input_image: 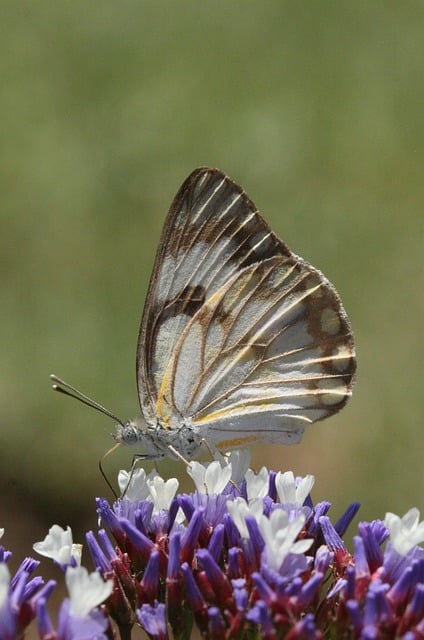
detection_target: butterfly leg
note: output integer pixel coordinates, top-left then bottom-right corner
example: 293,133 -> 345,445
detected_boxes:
166,444 -> 193,469
120,452 -> 164,498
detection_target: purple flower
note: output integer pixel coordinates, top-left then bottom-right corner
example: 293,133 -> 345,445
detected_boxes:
323,508 -> 424,638
86,460 -> 424,637
0,553 -> 59,640
4,454 -> 423,639
137,601 -> 167,640
56,598 -> 110,640
39,566 -> 113,640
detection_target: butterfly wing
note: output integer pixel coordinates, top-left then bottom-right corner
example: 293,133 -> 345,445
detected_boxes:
169,253 -> 355,447
137,167 -> 291,423
137,168 -> 355,445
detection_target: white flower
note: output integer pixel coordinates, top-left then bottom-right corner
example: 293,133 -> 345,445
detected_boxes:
118,468 -> 152,501
147,475 -> 179,511
66,565 -> 113,617
275,471 -> 315,506
187,460 -> 232,494
117,469 -> 185,522
245,466 -> 269,501
0,563 -> 10,608
258,509 -> 313,571
223,450 -> 251,484
33,525 -> 82,566
0,529 -> 4,540
384,508 -> 424,555
227,497 -> 263,538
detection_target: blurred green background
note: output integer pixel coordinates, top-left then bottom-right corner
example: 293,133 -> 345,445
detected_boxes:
1,0 -> 423,578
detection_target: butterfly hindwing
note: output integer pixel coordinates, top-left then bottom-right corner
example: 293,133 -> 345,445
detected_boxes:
169,255 -> 354,447
137,168 -> 355,445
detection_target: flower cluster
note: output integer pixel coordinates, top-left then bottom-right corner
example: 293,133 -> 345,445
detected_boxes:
0,523 -> 113,640
1,453 -> 424,639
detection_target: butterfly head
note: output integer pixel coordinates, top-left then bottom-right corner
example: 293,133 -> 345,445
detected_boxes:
113,415 -> 163,457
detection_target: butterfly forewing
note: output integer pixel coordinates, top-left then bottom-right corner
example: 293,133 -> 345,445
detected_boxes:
137,168 -> 355,447
137,169 -> 289,418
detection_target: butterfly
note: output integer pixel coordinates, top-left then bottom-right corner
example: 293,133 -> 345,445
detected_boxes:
52,167 -> 355,463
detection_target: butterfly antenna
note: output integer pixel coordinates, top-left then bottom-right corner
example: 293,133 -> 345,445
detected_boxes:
50,374 -> 126,427
51,374 -> 125,498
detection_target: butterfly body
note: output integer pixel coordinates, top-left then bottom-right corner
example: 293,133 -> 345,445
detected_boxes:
115,416 -> 203,460
115,168 -> 356,460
